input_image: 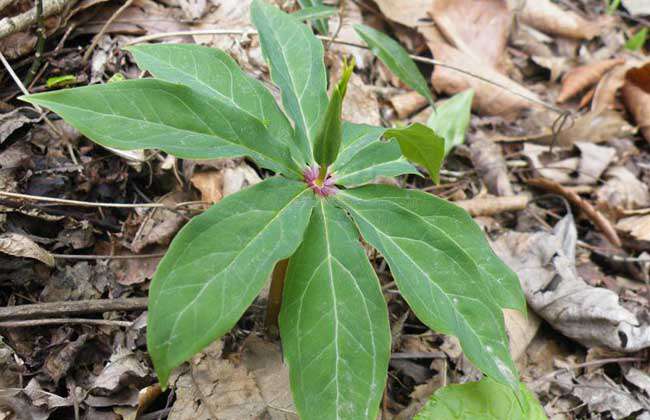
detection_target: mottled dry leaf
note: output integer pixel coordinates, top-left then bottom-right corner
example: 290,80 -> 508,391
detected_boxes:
0,108 -> 40,143
177,0 -> 206,20
512,0 -> 603,40
432,0 -> 512,70
573,373 -> 644,418
91,349 -> 150,394
469,135 -> 513,195
591,62 -> 636,112
622,63 -> 650,142
0,233 -> 54,267
131,192 -> 192,253
557,58 -> 625,103
494,214 -> 650,352
190,170 -> 223,204
169,341 -> 266,420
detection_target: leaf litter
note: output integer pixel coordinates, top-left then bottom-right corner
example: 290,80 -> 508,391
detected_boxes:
2,0 -> 650,418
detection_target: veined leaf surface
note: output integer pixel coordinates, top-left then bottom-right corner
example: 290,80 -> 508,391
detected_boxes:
383,123 -> 445,183
293,5 -> 338,22
252,0 -> 328,162
337,186 -> 520,389
331,123 -> 417,186
415,378 -> 546,420
280,200 -> 390,420
148,178 -> 316,386
354,24 -> 434,105
127,44 -> 306,165
22,79 -> 299,176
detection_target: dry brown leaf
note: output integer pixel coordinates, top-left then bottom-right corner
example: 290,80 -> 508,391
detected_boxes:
331,60 -> 381,126
511,0 -> 603,40
329,1 -> 373,69
190,170 -> 223,204
373,0 -> 431,27
169,341 -> 266,420
420,25 -> 541,117
221,163 -> 262,197
504,308 -> 541,361
557,58 -> 625,103
591,63 -> 636,112
0,233 -> 54,267
177,0 -> 206,20
131,192 -> 191,253
389,91 -> 429,119
622,63 -> 650,142
432,0 -> 512,70
596,166 -> 650,217
617,215 -> 650,242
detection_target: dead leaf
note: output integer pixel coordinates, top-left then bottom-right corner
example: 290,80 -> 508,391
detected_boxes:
511,0 -> 603,40
190,170 -> 223,204
91,349 -> 150,395
390,91 -> 429,119
622,63 -> 650,142
169,341 -> 266,420
557,58 -> 625,103
241,335 -> 297,419
0,233 -> 54,267
573,372 -> 645,418
373,0 -> 431,27
0,108 -> 40,143
617,215 -> 650,242
421,24 -> 540,117
177,0 -> 206,20
504,308 -> 541,361
221,164 -> 262,197
330,1 -> 373,69
41,261 -> 111,302
469,135 -> 514,195
622,0 -> 650,17
44,334 -> 88,383
493,214 -> 650,352
591,62 -> 635,112
596,166 -> 650,217
432,0 -> 512,70
131,192 -> 191,253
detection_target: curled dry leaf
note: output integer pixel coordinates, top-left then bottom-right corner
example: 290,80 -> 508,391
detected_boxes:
0,233 -> 54,267
493,214 -> 650,352
557,58 -> 625,103
421,25 -> 540,118
191,170 -> 224,204
511,0 -> 603,40
431,0 -> 512,70
591,62 -> 636,112
622,63 -> 650,142
596,166 -> 650,217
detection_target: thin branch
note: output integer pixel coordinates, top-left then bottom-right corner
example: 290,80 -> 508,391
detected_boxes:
0,190 -> 208,209
0,318 -> 133,328
0,298 -> 147,321
23,0 -> 45,86
126,29 -> 564,114
52,252 -> 165,260
532,357 -> 643,385
0,0 -> 74,40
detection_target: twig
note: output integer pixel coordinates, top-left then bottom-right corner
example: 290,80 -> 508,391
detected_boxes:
52,252 -> 165,260
82,0 -> 134,64
126,29 -> 564,114
23,0 -> 45,87
0,0 -> 13,13
0,0 -> 74,40
0,190 -> 208,209
0,297 -> 147,321
0,318 -> 133,328
526,177 -> 622,247
456,194 -> 531,217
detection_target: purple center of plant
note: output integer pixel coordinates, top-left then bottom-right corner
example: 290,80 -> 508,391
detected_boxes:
303,165 -> 338,197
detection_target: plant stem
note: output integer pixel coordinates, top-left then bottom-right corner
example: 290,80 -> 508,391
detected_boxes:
23,0 -> 45,87
265,259 -> 288,338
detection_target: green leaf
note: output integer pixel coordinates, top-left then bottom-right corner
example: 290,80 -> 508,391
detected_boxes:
354,24 -> 434,105
280,200 -> 390,420
313,59 -> 354,169
21,79 -> 299,176
331,123 -> 418,186
625,27 -> 648,51
415,378 -> 546,420
148,177 -> 316,387
427,90 -> 474,156
383,123 -> 445,183
126,44 -> 306,165
337,185 -> 522,389
296,1 -> 332,33
252,0 -> 328,163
